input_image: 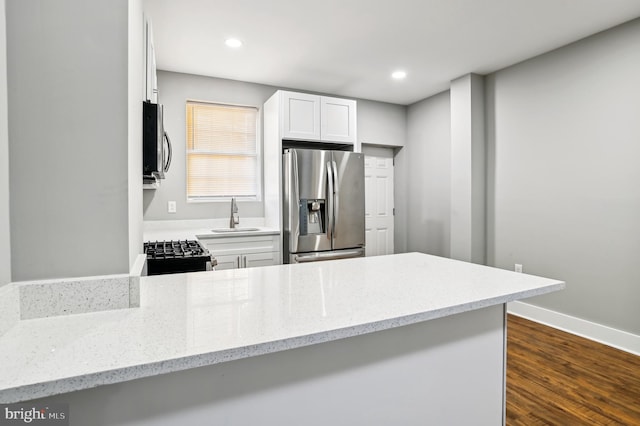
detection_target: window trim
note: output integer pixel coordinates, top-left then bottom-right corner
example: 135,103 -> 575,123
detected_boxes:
185,99 -> 262,203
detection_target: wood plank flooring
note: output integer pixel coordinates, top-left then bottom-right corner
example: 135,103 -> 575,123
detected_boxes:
506,314 -> 640,425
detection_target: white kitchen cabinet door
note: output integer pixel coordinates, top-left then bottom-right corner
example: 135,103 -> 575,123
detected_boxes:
213,254 -> 243,270
243,252 -> 280,268
144,17 -> 158,103
281,91 -> 321,141
321,96 -> 357,144
364,156 -> 394,256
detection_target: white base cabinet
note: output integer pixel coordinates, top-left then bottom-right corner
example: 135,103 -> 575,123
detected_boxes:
215,251 -> 280,269
199,234 -> 280,270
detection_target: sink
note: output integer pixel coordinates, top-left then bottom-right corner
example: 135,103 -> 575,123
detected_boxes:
211,227 -> 260,233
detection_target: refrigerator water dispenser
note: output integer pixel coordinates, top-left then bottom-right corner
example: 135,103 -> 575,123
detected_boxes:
299,199 -> 325,235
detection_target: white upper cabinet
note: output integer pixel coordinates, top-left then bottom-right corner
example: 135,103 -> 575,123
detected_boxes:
320,96 -> 357,143
282,92 -> 321,140
144,16 -> 158,103
280,91 -> 357,145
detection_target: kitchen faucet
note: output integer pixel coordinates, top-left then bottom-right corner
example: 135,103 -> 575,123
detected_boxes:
229,197 -> 239,228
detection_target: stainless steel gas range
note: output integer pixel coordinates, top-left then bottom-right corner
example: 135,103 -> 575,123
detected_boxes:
143,240 -> 216,275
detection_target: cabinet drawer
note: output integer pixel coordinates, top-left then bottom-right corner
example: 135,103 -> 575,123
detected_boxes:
199,234 -> 279,256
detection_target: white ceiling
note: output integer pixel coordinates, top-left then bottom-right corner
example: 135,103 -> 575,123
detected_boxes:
144,0 -> 640,105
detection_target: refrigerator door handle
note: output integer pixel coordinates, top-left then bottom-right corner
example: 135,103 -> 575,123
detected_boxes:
331,160 -> 339,237
326,161 -> 334,242
293,249 -> 364,263
290,150 -> 301,247
292,151 -> 299,195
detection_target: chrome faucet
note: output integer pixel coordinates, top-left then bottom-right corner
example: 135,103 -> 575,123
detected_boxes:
229,197 -> 239,228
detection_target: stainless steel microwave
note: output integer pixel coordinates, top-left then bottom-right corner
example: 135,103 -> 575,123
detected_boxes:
143,101 -> 171,179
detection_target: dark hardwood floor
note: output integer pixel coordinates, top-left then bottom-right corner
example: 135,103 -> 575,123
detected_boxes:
506,314 -> 640,425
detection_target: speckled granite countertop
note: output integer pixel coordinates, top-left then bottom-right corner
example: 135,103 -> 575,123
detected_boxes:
0,252 -> 564,403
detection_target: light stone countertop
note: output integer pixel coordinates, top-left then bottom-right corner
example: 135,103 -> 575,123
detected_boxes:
142,219 -> 279,242
0,252 -> 564,403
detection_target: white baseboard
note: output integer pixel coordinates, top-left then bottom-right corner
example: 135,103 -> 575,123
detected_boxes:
507,301 -> 640,356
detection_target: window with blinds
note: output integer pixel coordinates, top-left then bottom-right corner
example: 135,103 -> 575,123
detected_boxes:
186,101 -> 260,200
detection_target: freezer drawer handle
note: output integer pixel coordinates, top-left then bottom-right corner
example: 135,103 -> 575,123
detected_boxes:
293,249 -> 364,263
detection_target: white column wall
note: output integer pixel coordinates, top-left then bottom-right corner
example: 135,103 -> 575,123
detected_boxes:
450,74 -> 485,263
402,91 -> 452,256
128,0 -> 144,270
7,0 -> 131,280
0,0 -> 11,286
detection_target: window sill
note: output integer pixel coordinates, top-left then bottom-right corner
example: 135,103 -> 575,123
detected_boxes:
187,197 -> 261,203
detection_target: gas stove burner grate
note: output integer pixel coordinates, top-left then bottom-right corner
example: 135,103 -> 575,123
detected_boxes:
143,240 -> 214,276
144,240 -> 208,259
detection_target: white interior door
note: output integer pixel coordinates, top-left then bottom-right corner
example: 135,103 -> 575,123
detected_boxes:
364,156 -> 394,256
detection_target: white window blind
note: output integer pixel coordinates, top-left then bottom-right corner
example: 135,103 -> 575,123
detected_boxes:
186,101 -> 260,200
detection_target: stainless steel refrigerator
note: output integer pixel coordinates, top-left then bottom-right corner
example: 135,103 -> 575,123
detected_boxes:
283,148 -> 365,263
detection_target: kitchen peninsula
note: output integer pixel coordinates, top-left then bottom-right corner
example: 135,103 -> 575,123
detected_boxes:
0,253 -> 563,425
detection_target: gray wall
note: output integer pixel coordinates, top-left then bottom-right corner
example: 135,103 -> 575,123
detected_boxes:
7,0 -> 131,280
397,91 -> 451,256
486,18 -> 640,334
143,71 -> 277,221
143,71 -> 407,221
0,0 -> 10,286
390,17 -> 640,337
128,0 -> 144,269
358,99 -> 406,147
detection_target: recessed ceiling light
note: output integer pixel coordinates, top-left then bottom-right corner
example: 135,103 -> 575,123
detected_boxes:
391,70 -> 407,80
225,38 -> 243,48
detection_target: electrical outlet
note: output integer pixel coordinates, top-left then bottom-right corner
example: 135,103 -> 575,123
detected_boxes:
514,264 -> 523,273
168,201 -> 177,214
